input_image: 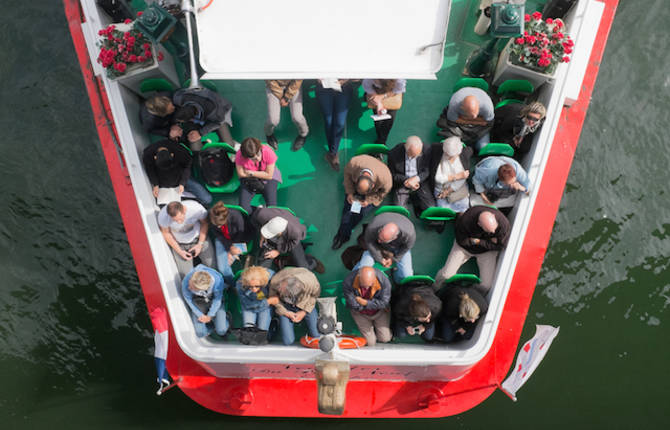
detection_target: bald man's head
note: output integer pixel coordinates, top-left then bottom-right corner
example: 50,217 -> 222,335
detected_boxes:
356,175 -> 373,195
461,95 -> 480,120
378,222 -> 400,243
358,266 -> 377,288
478,211 -> 498,234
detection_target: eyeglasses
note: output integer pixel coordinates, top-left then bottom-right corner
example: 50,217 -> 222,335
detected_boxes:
525,114 -> 542,123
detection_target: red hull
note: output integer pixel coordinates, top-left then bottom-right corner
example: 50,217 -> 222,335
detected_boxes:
64,0 -> 618,417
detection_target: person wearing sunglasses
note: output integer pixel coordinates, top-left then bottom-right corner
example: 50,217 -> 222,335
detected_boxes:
491,101 -> 546,160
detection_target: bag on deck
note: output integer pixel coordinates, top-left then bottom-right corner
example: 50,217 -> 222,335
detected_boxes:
199,147 -> 234,187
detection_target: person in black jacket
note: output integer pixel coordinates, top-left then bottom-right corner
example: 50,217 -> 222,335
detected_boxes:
437,286 -> 488,342
392,282 -> 442,342
433,206 -> 510,293
139,93 -> 175,137
209,202 -> 255,284
171,87 -> 235,151
387,136 -> 434,216
141,139 -> 211,205
491,101 -> 546,160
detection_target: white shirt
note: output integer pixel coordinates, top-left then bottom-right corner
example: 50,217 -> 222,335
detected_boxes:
158,200 -> 207,244
435,156 -> 466,191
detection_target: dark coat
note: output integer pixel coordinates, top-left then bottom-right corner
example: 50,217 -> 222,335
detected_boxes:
363,212 -> 415,262
172,87 -> 233,136
440,287 -> 488,340
251,207 -> 306,254
428,143 -> 473,192
392,284 -> 442,327
454,206 -> 511,254
342,267 -> 392,312
141,139 -> 192,188
491,103 -> 539,158
209,208 -> 255,252
139,91 -> 173,137
386,142 -> 431,190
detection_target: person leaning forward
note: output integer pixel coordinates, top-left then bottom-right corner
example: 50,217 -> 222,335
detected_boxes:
387,136 -> 434,216
343,267 -> 392,347
331,155 -> 392,250
433,206 -> 510,294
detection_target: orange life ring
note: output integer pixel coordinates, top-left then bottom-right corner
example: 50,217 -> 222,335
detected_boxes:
300,335 -> 367,349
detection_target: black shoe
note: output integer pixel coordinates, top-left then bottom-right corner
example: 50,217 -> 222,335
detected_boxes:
307,255 -> 326,274
266,134 -> 278,150
331,235 -> 347,250
291,135 -> 307,152
324,152 -> 340,171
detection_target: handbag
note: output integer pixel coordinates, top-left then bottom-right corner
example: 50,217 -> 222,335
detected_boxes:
231,326 -> 269,345
447,185 -> 469,203
366,93 -> 403,111
241,177 -> 266,194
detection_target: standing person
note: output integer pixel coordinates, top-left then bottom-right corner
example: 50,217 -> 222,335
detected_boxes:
392,282 -> 442,342
331,154 -> 393,250
342,267 -> 392,347
209,202 -> 255,284
171,86 -> 235,151
236,266 -> 274,331
387,136 -> 434,216
181,264 -> 229,338
363,79 -> 407,145
433,206 -> 511,293
355,212 -> 416,283
491,101 -> 546,160
436,86 -> 494,151
234,137 -> 282,214
267,267 -> 321,345
142,139 -> 212,206
437,286 -> 488,343
264,80 -> 309,151
158,200 -> 215,277
140,93 -> 175,137
316,79 -> 356,171
429,136 -> 473,213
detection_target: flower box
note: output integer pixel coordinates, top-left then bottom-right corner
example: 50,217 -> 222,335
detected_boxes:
492,40 -> 556,88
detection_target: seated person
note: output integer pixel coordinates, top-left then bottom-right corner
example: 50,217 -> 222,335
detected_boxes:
438,286 -> 488,343
251,207 -> 323,272
158,201 -> 214,277
331,154 -> 393,250
362,79 -> 407,146
235,137 -> 282,214
181,264 -> 228,338
392,282 -> 442,342
429,136 -> 473,213
268,267 -> 321,345
142,139 -> 211,206
354,212 -> 415,283
236,266 -> 274,331
471,156 -> 530,208
171,86 -> 235,151
264,80 -> 309,151
437,87 -> 494,151
140,93 -> 175,137
491,101 -> 546,160
387,136 -> 434,216
343,267 -> 392,347
209,202 -> 255,284
433,206 -> 511,293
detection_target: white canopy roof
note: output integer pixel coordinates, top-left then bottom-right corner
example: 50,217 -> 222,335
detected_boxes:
195,0 -> 452,80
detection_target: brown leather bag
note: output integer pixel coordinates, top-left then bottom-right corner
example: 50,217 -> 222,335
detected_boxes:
366,93 -> 403,111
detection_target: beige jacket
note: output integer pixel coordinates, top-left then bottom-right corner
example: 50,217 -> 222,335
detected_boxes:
343,155 -> 393,206
269,267 -> 321,315
265,80 -> 303,101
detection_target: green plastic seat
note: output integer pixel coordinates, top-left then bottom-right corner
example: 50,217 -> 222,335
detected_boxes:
183,79 -> 218,92
140,78 -> 174,94
445,273 -> 481,285
478,142 -> 515,157
355,143 -> 389,157
419,206 -> 457,221
374,205 -> 411,218
199,141 -> 239,193
453,77 -> 489,93
225,204 -> 249,217
398,275 -> 435,285
495,98 -> 525,109
497,79 -> 534,100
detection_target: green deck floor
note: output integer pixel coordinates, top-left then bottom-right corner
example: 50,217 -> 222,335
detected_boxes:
136,0 -> 545,339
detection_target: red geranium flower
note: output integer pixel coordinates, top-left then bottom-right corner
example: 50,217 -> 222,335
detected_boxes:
124,18 -> 132,24
524,14 -> 531,22
137,11 -> 143,17
546,18 -> 554,25
129,54 -> 138,62
157,52 -> 165,61
532,11 -> 542,20
555,19 -> 564,29
515,37 -> 525,45
562,56 -> 571,63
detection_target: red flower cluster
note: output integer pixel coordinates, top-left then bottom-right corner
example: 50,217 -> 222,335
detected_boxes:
511,13 -> 574,72
96,22 -> 155,78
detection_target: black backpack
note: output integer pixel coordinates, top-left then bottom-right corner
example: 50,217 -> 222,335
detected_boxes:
199,147 -> 234,187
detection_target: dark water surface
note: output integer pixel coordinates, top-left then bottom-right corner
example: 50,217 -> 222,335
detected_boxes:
1,1 -> 668,428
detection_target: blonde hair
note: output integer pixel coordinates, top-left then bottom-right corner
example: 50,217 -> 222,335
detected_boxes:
240,266 -> 270,288
459,293 -> 480,321
145,96 -> 173,116
209,201 -> 229,227
190,271 -> 213,290
520,101 -> 546,119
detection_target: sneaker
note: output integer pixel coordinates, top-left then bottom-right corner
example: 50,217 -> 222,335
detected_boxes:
324,152 -> 340,171
291,135 -> 307,152
266,134 -> 278,150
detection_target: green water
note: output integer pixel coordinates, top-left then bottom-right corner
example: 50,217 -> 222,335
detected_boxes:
1,0 -> 669,428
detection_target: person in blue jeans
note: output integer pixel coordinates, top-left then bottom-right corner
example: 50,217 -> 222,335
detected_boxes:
235,266 -> 274,330
267,267 -> 321,345
181,264 -> 229,338
209,201 -> 255,284
316,79 -> 355,171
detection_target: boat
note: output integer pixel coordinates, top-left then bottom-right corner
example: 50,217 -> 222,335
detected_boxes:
63,0 -> 619,417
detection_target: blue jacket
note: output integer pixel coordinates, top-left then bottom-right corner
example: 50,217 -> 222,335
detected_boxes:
472,156 -> 530,194
181,264 -> 226,318
235,268 -> 274,313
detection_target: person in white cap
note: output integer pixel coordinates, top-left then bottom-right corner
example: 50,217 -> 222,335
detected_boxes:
251,207 -> 323,272
429,136 -> 473,213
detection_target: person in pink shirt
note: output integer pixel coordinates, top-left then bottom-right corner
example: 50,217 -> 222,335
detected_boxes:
235,137 -> 282,213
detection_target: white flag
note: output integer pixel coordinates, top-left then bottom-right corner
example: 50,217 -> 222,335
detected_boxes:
501,324 -> 560,401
